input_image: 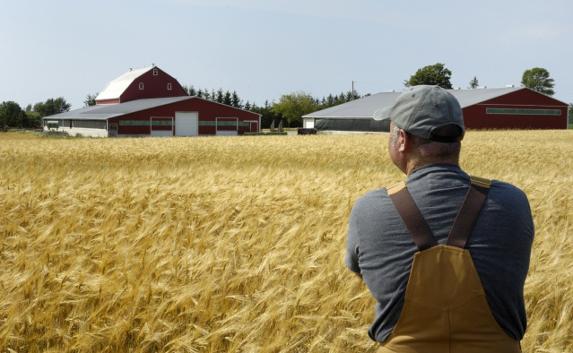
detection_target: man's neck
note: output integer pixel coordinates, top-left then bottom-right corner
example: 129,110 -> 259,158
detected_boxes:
405,159 -> 460,176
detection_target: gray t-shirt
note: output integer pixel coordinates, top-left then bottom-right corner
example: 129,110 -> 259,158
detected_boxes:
346,164 -> 533,342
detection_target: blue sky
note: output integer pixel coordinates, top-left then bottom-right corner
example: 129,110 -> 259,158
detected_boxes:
1,0 -> 571,109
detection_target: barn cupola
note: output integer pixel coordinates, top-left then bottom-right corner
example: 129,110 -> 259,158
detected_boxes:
95,65 -> 188,105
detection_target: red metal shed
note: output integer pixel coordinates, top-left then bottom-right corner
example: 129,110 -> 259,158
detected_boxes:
303,87 -> 569,131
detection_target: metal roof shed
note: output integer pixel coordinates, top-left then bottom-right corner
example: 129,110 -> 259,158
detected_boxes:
303,87 -> 568,131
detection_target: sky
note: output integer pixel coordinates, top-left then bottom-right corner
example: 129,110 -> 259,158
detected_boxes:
0,0 -> 571,110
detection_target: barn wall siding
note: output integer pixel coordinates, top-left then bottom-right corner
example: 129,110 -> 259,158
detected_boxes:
108,98 -> 260,135
119,68 -> 188,103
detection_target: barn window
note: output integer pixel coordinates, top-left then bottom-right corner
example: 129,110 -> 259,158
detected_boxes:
46,120 -> 59,129
118,120 -> 152,127
167,82 -> 172,91
486,107 -> 561,116
151,118 -> 173,127
139,82 -> 145,90
152,68 -> 159,76
215,117 -> 239,131
72,120 -> 107,129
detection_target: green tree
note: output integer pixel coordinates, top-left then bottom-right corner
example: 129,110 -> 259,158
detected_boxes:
251,100 -> 283,129
231,91 -> 241,108
569,104 -> 573,128
24,111 -> 42,128
346,90 -> 360,101
315,91 -> 360,110
469,76 -> 479,89
326,94 -> 335,107
84,93 -> 98,107
0,101 -> 26,129
223,91 -> 232,106
521,67 -> 555,96
184,85 -> 197,96
405,63 -> 453,89
272,92 -> 318,127
33,97 -> 71,117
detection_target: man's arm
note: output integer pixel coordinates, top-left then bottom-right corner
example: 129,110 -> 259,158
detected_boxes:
345,202 -> 362,278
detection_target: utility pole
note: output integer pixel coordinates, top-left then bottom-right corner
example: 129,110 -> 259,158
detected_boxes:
351,80 -> 356,96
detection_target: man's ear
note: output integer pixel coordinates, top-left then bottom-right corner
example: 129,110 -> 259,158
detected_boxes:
398,129 -> 408,152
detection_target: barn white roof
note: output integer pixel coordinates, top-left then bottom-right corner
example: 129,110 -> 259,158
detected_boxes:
95,66 -> 153,101
303,87 -> 524,119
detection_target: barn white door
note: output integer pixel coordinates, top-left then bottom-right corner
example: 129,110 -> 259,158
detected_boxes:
175,112 -> 199,136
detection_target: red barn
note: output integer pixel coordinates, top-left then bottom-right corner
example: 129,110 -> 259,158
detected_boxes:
303,87 -> 569,131
42,66 -> 260,137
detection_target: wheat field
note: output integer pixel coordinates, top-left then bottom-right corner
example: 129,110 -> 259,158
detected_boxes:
0,131 -> 571,353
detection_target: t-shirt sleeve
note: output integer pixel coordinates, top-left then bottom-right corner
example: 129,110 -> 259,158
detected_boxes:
345,201 -> 361,274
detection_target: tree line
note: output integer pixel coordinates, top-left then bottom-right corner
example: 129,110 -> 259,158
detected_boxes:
405,63 -> 556,96
1,64 -> 570,130
0,98 -> 70,131
181,86 -> 361,128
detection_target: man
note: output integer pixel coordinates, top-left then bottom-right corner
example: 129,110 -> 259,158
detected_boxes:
345,85 -> 533,352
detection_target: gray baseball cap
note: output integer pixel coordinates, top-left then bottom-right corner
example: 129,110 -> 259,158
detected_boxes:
373,85 -> 464,142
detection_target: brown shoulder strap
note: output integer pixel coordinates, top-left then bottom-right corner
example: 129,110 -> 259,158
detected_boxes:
388,182 -> 438,251
447,176 -> 492,248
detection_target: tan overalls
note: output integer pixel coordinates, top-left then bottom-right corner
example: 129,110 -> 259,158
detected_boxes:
378,176 -> 522,353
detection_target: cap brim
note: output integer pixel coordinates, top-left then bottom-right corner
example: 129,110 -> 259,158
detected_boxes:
373,106 -> 391,121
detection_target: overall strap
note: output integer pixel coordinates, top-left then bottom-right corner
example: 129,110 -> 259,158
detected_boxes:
388,182 -> 438,251
447,176 -> 492,248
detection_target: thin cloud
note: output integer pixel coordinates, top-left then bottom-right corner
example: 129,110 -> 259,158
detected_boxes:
501,23 -> 570,42
174,0 -> 406,24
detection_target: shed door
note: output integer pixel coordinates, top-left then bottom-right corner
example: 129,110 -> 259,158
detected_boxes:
175,112 -> 199,136
303,118 -> 315,129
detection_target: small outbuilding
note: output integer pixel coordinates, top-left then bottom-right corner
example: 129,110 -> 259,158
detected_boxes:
43,66 -> 261,137
303,87 -> 569,132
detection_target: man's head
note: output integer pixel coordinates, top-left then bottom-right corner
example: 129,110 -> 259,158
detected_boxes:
374,85 -> 464,174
